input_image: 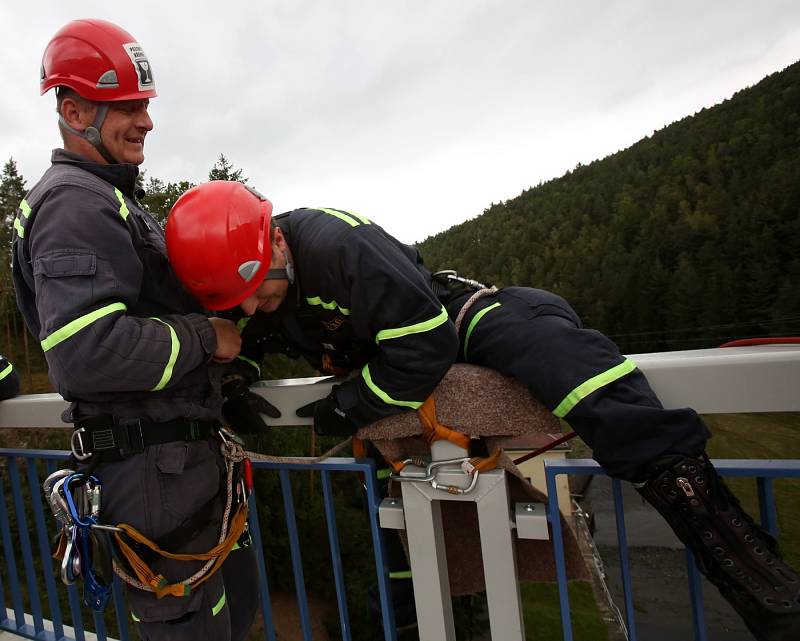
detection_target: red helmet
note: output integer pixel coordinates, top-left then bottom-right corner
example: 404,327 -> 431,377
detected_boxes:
41,19 -> 157,101
166,181 -> 273,310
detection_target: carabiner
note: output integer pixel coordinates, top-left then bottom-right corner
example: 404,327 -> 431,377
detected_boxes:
70,428 -> 92,461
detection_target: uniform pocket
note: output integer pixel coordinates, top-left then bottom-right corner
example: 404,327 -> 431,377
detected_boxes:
156,441 -> 220,523
34,250 -> 96,277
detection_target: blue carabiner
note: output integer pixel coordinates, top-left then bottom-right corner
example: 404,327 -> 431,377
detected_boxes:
62,473 -> 112,611
62,473 -> 101,528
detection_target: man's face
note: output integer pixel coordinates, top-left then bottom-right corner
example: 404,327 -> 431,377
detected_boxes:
99,99 -> 153,165
239,244 -> 290,316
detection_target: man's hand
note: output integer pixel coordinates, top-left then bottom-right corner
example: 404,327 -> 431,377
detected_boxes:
296,388 -> 357,437
222,376 -> 281,434
209,317 -> 241,363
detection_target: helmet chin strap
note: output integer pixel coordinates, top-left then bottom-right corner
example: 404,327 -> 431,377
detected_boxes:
58,102 -> 119,164
266,251 -> 295,283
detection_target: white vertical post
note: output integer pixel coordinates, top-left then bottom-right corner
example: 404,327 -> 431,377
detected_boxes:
400,473 -> 456,641
477,475 -> 525,639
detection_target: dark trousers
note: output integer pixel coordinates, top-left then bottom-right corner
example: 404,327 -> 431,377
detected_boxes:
450,287 -> 710,480
96,440 -> 259,640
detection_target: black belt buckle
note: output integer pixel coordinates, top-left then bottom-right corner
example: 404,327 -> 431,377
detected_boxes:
116,418 -> 145,459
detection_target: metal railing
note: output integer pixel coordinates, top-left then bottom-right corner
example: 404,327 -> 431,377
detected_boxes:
546,458 -> 800,641
0,449 -> 398,641
1,343 -> 799,640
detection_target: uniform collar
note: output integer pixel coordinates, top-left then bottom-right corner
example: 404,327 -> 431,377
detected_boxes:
51,148 -> 145,200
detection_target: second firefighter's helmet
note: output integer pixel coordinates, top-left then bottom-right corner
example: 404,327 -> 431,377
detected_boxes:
166,181 -> 273,310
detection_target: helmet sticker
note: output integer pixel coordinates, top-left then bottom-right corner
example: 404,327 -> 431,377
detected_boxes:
122,42 -> 154,91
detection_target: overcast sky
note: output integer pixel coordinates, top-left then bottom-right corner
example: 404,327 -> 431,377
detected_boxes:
1,1 -> 798,243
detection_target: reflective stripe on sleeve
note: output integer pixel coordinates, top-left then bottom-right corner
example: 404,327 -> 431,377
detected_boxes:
13,201 -> 33,238
389,570 -> 412,580
212,589 -> 227,616
150,318 -> 180,391
0,363 -> 12,381
41,302 -> 127,352
236,354 -> 261,376
236,316 -> 251,330
114,188 -> 130,221
318,208 -> 371,227
463,302 -> 501,361
361,364 -> 423,410
375,305 -> 449,344
552,358 -> 638,418
306,296 -> 351,316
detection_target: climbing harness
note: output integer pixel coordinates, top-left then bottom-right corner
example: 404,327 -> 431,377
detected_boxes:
386,395 -> 502,495
44,428 -> 251,608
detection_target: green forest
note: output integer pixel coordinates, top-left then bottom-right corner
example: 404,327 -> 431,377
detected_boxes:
2,61 -> 800,389
418,61 -> 800,354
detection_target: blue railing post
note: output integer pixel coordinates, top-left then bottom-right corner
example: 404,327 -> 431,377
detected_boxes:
244,493 -> 277,641
361,459 -> 398,641
320,470 -> 352,641
0,473 -> 26,631
545,462 -> 574,641
757,477 -> 778,537
611,478 -> 638,641
279,469 -> 313,641
7,457 -> 44,637
685,549 -> 708,641
25,455 -> 66,640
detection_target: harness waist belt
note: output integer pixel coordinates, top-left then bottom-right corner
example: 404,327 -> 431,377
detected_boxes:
72,416 -> 219,462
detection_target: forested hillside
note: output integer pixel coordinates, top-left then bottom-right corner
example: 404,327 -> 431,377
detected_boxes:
418,62 -> 800,353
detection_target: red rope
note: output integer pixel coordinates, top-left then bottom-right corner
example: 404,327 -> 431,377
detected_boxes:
719,337 -> 800,347
512,431 -> 578,466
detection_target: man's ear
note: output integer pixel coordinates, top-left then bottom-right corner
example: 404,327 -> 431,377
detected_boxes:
272,226 -> 287,252
59,97 -> 94,132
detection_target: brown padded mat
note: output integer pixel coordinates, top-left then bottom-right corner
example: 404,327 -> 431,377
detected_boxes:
358,364 -> 589,595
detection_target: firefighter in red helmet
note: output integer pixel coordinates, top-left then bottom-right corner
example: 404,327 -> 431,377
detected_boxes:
167,181 -> 800,641
13,20 -> 257,641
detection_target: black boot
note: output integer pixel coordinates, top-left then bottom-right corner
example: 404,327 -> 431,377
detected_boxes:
636,453 -> 800,641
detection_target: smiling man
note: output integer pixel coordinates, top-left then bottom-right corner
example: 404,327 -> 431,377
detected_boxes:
11,19 -> 256,641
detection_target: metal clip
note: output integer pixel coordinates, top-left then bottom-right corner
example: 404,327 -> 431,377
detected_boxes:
70,428 -> 92,461
389,456 -> 482,495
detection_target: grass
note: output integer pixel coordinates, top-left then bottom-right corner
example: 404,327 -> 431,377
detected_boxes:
703,412 -> 800,567
522,581 -> 609,641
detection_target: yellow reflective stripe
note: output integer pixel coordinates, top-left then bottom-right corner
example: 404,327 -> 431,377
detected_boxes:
390,570 -> 412,580
376,468 -> 392,479
13,218 -> 25,238
212,589 -> 226,616
41,303 -> 127,352
19,199 -> 31,218
236,354 -> 261,376
375,305 -> 448,344
318,208 -> 370,227
553,358 -> 638,418
114,188 -> 129,221
361,364 -> 423,410
150,319 -> 180,391
236,316 -> 251,330
306,296 -> 351,316
131,611 -> 140,622
0,363 -> 12,381
463,302 -> 501,361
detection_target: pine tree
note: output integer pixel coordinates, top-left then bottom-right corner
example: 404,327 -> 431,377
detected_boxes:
208,154 -> 248,183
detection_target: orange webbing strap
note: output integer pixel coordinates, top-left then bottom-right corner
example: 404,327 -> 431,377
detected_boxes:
113,503 -> 248,599
352,437 -> 366,459
417,396 -> 471,450
469,449 -> 502,473
52,528 -> 68,561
